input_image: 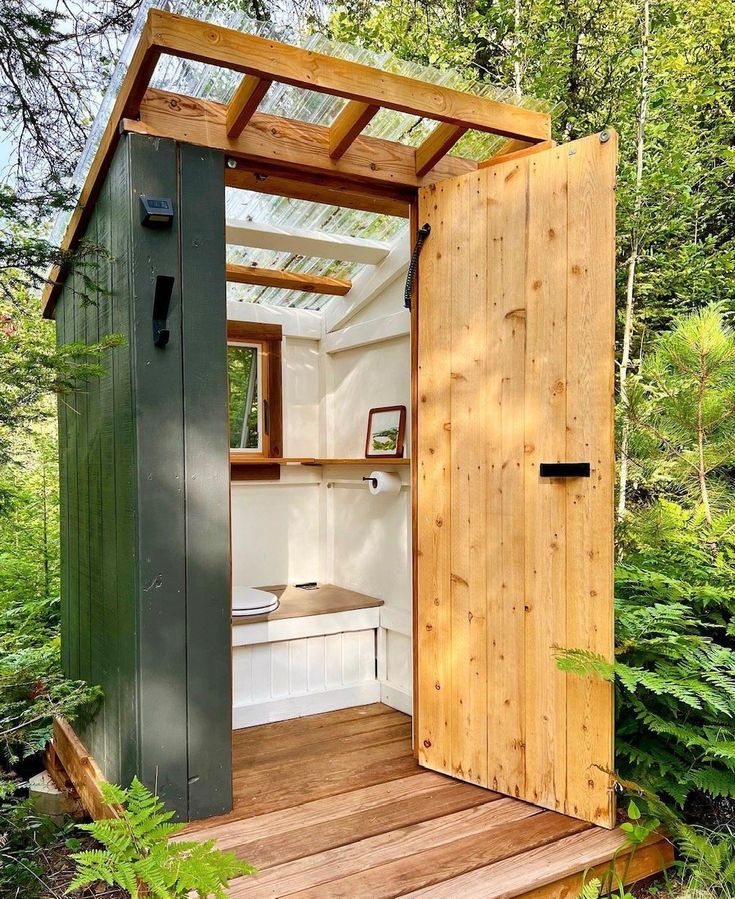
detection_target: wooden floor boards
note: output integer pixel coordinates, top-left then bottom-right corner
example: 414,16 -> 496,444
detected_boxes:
184,704 -> 673,898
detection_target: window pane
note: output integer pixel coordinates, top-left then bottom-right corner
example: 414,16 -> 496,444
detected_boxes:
228,345 -> 260,450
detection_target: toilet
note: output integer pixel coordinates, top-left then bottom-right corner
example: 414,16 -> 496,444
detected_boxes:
232,586 -> 279,618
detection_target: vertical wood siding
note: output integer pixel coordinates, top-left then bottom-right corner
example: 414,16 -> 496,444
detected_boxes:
416,133 -> 617,827
56,134 -> 231,820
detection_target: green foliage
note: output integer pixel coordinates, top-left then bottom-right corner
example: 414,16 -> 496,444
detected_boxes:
69,778 -> 254,898
562,499 -> 735,809
625,305 -> 735,518
0,798 -> 78,897
676,825 -> 735,894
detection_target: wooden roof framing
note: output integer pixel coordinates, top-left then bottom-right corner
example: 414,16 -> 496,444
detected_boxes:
226,263 -> 352,296
41,8 -> 552,317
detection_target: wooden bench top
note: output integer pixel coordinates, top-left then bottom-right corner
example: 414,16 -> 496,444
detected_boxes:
232,583 -> 384,625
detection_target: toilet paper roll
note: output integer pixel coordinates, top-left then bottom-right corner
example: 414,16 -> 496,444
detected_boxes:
368,470 -> 402,496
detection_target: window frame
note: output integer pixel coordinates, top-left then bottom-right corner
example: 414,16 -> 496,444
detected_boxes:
227,321 -> 283,462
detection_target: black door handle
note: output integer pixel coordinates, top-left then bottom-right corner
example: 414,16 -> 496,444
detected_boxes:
539,462 -> 590,478
152,275 -> 175,348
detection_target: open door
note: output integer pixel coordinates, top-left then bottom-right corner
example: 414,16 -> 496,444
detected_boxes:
415,132 -> 617,828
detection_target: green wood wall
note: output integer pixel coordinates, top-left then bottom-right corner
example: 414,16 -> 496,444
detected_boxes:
56,133 -> 232,820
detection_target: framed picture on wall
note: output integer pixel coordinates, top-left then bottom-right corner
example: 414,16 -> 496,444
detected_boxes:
365,406 -> 407,458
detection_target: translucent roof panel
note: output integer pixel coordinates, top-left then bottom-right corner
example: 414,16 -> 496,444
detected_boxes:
225,189 -> 405,310
51,0 -> 558,310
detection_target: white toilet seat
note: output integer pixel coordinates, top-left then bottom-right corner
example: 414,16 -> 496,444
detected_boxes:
232,586 -> 279,617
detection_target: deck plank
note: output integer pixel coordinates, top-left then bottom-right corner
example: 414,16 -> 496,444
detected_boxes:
183,705 -> 671,897
229,798 -> 545,897
235,783 -> 501,869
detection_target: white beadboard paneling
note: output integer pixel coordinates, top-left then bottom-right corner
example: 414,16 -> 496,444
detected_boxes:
289,639 -> 308,693
233,683 -> 381,729
232,608 -> 380,647
307,636 -> 326,692
324,633 -> 343,688
232,629 -> 380,729
251,644 -> 271,703
271,642 -> 290,698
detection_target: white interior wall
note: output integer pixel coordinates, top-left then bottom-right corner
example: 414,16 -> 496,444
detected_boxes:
227,239 -> 413,715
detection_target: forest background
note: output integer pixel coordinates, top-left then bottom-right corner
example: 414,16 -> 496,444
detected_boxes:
1,0 -> 735,892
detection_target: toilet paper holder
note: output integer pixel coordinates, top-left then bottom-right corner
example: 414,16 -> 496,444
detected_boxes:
362,476 -> 378,489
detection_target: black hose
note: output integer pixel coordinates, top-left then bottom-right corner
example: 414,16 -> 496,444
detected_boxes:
404,223 -> 431,310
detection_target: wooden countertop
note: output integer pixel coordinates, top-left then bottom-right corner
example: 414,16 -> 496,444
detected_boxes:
232,583 -> 384,625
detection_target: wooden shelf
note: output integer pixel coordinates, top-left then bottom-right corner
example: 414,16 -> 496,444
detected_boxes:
230,456 -> 410,466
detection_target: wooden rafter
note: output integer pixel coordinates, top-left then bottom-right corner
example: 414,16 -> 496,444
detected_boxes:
329,101 -> 379,159
415,124 -> 468,177
130,89 -> 477,191
226,164 -> 411,219
479,139 -> 555,168
225,219 -> 390,265
226,75 -> 272,137
147,10 -> 551,142
226,263 -> 352,295
41,7 -> 552,317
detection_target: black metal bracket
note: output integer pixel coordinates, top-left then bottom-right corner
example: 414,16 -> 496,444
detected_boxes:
362,476 -> 378,489
540,462 -> 591,478
404,223 -> 431,310
152,275 -> 175,348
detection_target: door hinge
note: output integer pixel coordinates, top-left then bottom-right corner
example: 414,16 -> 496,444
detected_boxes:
404,223 -> 431,311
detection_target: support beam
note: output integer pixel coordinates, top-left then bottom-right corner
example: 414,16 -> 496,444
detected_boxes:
415,123 -> 468,177
148,9 -> 552,142
479,139 -> 555,168
226,263 -> 352,295
226,219 -> 390,265
324,310 -> 410,354
131,89 -> 477,193
226,75 -> 272,137
225,164 -> 411,219
324,237 -> 409,332
329,101 -> 379,159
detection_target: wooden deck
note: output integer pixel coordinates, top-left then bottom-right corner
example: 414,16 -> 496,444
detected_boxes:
185,705 -> 673,897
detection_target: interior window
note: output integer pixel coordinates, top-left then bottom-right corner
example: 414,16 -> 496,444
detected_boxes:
228,343 -> 262,452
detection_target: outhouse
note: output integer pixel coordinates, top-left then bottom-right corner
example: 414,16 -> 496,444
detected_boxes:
45,0 -> 619,844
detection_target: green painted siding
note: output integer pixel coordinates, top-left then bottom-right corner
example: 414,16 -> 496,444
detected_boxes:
55,133 -> 231,820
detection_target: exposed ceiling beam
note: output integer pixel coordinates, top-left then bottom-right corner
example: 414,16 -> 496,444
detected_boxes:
480,139 -> 555,168
226,219 -> 391,265
226,75 -> 272,138
226,263 -> 352,295
324,236 -> 409,333
225,164 -> 411,219
130,89 -> 477,192
148,9 -> 552,142
329,101 -> 380,159
415,124 -> 468,177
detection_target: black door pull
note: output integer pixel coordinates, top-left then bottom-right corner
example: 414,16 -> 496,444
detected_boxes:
539,462 -> 591,478
152,275 -> 175,348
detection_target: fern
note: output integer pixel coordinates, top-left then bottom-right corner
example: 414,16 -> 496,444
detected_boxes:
67,777 -> 255,898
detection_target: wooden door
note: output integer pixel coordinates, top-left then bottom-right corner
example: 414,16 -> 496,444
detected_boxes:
415,132 -> 617,828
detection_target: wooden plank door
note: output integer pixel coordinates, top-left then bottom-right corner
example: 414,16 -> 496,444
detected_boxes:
415,132 -> 617,828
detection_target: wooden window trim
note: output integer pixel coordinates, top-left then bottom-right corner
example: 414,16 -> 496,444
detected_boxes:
227,321 -> 283,462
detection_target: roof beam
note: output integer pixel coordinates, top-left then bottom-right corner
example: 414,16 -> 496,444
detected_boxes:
130,89 -> 477,192
226,75 -> 272,138
324,236 -> 409,333
226,263 -> 352,295
415,124 -> 468,177
329,101 -> 379,159
226,219 -> 391,265
225,164 -> 411,219
480,139 -> 555,168
147,9 -> 551,142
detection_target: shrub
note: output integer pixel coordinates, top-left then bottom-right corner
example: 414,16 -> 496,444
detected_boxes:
561,500 -> 735,809
69,777 -> 254,898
